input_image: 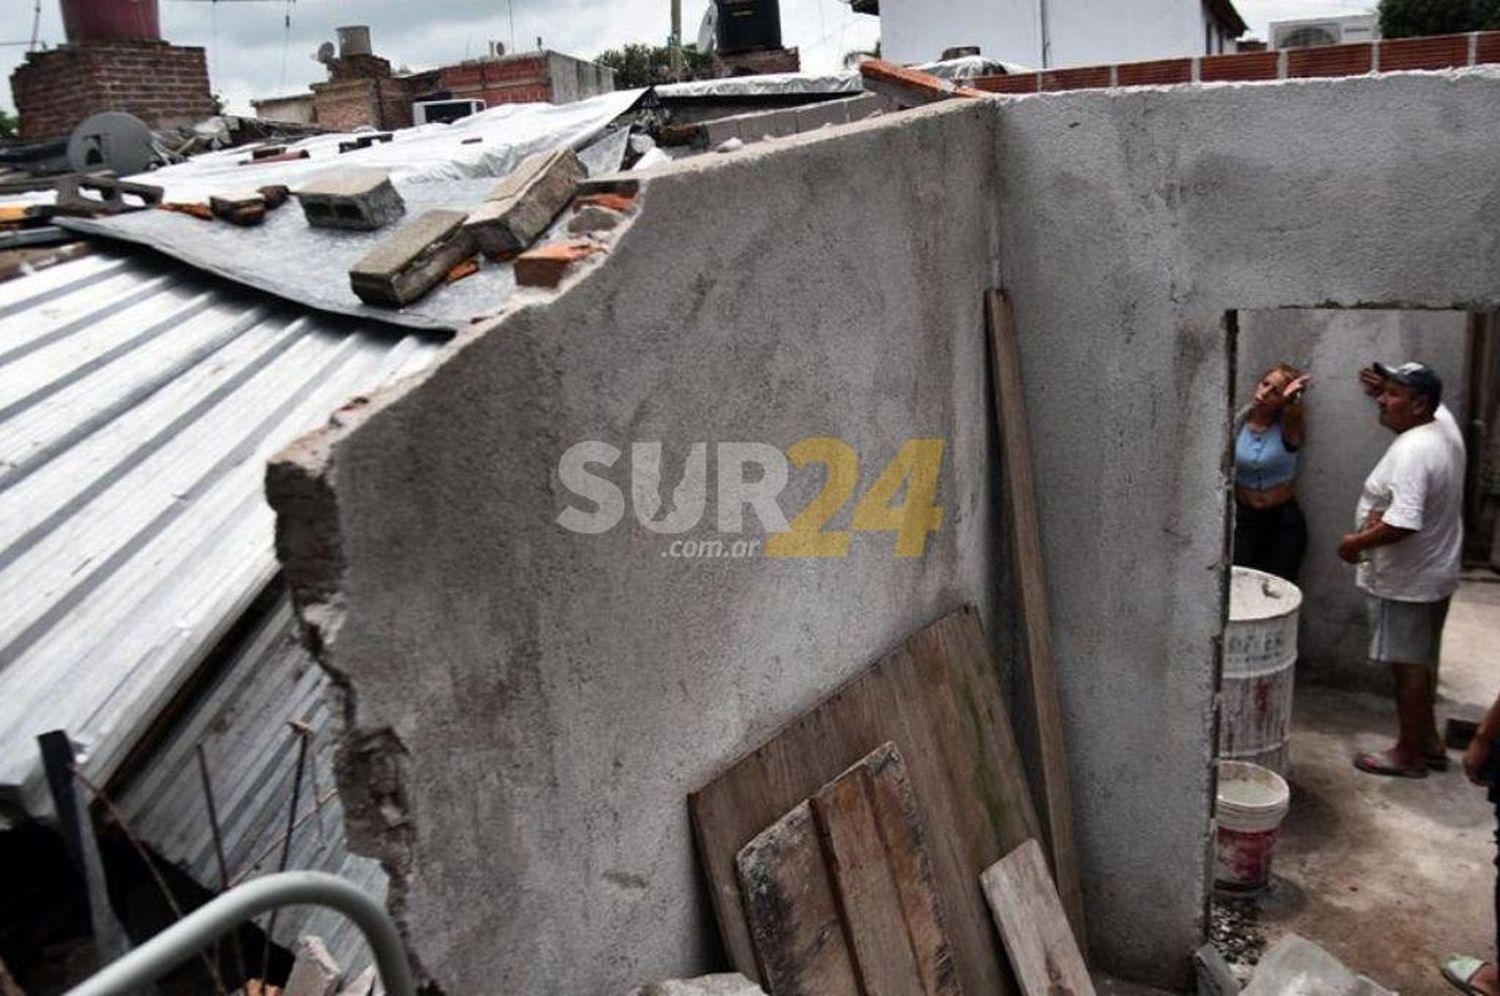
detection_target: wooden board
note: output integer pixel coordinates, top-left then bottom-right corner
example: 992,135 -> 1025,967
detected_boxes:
980,839 -> 1095,996
737,744 -> 959,996
985,289 -> 1087,948
813,743 -> 960,996
692,607 -> 1040,996
737,802 -> 859,996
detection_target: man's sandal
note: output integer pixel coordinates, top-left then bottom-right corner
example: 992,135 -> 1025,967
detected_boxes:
1354,749 -> 1427,778
1441,955 -> 1497,996
1426,750 -> 1452,772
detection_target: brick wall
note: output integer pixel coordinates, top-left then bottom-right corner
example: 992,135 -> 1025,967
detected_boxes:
11,40 -> 213,140
439,55 -> 554,107
971,29 -> 1500,95
311,76 -> 415,131
311,79 -> 381,131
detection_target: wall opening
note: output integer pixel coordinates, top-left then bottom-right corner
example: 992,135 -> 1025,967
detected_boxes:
1206,306 -> 1500,990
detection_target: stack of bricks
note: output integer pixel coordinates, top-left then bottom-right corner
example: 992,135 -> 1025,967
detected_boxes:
11,40 -> 213,140
972,30 -> 1500,95
439,55 -> 555,107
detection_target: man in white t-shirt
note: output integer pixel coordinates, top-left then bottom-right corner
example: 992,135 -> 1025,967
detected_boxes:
1338,361 -> 1465,779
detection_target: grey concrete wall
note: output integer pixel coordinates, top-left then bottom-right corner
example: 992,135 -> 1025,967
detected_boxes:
270,103 -> 1009,996
268,69 -> 1500,995
987,69 -> 1500,984
1235,310 -> 1470,688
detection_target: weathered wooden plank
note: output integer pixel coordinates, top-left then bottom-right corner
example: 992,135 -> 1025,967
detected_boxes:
736,803 -> 859,996
980,839 -> 1094,996
985,289 -> 1087,948
812,744 -> 959,996
690,607 -> 1039,996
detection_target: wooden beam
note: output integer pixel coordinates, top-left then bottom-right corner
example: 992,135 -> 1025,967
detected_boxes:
984,289 -> 1086,950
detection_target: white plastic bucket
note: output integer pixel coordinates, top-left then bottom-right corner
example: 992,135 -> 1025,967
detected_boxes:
1219,567 -> 1303,775
1214,760 -> 1291,891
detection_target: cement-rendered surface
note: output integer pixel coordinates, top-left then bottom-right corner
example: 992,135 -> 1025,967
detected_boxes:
268,70 -> 1500,994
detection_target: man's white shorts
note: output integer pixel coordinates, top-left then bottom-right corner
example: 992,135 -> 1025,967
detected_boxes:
1366,595 -> 1451,667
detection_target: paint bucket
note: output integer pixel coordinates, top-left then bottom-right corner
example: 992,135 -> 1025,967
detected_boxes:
1214,760 -> 1291,892
1219,567 -> 1303,776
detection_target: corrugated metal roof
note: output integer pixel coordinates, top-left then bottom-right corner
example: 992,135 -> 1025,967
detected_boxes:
114,587 -> 386,971
0,250 -> 442,824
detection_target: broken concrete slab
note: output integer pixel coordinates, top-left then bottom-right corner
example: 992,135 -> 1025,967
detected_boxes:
1195,944 -> 1240,996
512,239 -> 604,288
294,167 -> 406,231
209,190 -> 268,226
465,148 -> 586,257
349,209 -> 476,306
1241,934 -> 1394,996
283,936 -> 341,996
627,974 -> 767,996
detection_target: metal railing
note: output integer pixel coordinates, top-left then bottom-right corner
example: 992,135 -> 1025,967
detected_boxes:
64,871 -> 416,996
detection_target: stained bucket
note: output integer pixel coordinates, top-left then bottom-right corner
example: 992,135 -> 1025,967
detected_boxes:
1219,567 -> 1302,776
1214,760 -> 1290,892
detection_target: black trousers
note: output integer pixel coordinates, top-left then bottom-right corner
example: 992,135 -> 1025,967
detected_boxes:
1233,499 -> 1308,584
1488,742 -> 1500,960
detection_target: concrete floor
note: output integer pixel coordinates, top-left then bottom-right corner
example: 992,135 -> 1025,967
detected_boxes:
1243,578 -> 1500,995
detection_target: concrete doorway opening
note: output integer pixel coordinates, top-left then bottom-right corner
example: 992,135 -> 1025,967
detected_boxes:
1211,307 -> 1500,993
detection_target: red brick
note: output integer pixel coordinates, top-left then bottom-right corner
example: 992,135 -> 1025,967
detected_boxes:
1040,65 -> 1112,91
574,193 -> 636,213
1116,58 -> 1192,86
1379,34 -> 1469,71
1200,50 -> 1280,81
859,58 -> 987,100
1287,42 -> 1373,78
972,73 -> 1039,94
514,240 -> 605,288
1476,31 -> 1500,65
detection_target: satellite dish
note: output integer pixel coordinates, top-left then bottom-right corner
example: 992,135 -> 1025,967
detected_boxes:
66,111 -> 157,176
315,41 -> 336,64
697,6 -> 717,53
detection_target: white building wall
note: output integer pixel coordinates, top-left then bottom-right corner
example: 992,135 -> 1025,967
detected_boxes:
881,0 -> 1220,67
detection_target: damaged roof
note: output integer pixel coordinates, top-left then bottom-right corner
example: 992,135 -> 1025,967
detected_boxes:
0,250 -> 441,824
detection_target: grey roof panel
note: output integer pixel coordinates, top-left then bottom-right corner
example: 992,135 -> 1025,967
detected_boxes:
0,252 -> 442,824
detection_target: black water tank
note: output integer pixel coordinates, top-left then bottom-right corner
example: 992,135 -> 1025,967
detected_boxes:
715,0 -> 782,54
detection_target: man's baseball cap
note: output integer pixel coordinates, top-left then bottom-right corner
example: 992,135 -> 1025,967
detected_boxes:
1374,361 -> 1443,403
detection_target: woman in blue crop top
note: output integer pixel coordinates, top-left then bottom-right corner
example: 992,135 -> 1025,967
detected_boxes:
1234,363 -> 1311,583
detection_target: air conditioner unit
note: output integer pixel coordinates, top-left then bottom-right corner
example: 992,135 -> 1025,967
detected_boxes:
414,98 -> 487,125
1271,15 -> 1379,50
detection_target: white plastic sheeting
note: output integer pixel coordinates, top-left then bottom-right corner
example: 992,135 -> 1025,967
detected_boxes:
655,72 -> 863,98
126,88 -> 646,203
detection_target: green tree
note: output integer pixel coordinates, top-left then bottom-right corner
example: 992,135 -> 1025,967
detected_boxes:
0,109 -> 17,139
1377,0 -> 1500,38
596,42 -> 715,88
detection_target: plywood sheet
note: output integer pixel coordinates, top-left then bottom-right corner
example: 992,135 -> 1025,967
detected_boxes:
692,607 -> 1040,996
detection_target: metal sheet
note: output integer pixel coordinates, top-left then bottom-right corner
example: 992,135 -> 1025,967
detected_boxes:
655,72 -> 863,98
0,251 -> 442,825
52,91 -> 647,333
114,590 -> 387,973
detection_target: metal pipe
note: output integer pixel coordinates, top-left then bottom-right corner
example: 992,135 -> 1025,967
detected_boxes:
63,871 -> 416,996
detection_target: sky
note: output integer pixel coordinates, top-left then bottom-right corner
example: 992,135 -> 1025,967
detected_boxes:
1,0 -> 1382,118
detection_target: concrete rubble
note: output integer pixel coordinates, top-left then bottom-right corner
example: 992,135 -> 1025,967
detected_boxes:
294,167 -> 407,231
348,208 -> 476,305
283,936 -> 343,996
464,148 -> 586,258
1241,934 -> 1394,996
